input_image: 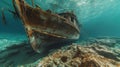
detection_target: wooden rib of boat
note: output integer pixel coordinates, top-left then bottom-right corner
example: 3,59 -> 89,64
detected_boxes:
14,0 -> 80,52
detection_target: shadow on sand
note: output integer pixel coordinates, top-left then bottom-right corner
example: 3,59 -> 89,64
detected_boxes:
0,41 -> 73,67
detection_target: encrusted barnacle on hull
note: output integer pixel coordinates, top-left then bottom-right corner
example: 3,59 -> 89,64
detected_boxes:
14,0 -> 80,53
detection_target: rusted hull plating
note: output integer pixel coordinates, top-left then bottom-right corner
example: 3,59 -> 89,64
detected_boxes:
15,0 -> 80,52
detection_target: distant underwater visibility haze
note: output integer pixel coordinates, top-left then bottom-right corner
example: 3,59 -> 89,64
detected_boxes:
0,0 -> 120,49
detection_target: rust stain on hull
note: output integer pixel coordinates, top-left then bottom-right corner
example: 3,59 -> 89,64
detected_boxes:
14,0 -> 80,52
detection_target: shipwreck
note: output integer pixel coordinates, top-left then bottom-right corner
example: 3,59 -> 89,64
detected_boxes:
14,0 -> 80,52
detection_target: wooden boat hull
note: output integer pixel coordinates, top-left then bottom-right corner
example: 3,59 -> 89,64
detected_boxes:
15,0 -> 80,52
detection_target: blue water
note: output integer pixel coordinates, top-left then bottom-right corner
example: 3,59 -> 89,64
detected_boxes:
0,0 -> 120,48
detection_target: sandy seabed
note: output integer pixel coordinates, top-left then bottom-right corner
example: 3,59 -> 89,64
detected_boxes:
0,37 -> 120,67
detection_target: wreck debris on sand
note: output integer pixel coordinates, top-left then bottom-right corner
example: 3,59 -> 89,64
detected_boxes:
14,0 -> 80,52
38,44 -> 120,67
